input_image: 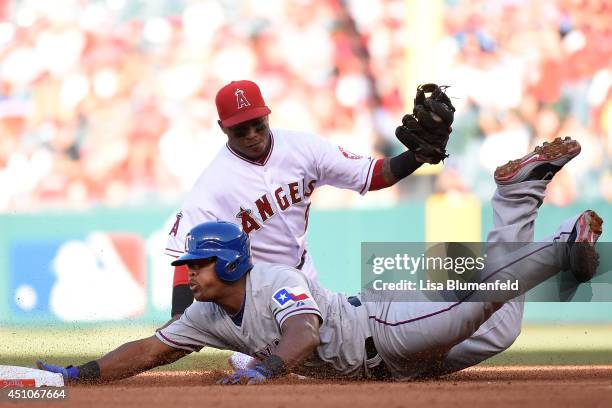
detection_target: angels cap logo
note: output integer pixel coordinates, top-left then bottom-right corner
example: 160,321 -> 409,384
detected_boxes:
235,89 -> 250,109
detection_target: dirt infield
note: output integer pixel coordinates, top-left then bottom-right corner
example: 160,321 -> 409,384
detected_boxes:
4,366 -> 609,408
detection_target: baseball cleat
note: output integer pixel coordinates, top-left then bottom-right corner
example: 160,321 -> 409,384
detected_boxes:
568,210 -> 603,283
494,137 -> 581,185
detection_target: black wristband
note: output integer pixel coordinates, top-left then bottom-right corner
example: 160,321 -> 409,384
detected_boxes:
171,284 -> 194,316
77,360 -> 101,381
389,150 -> 422,180
256,355 -> 286,379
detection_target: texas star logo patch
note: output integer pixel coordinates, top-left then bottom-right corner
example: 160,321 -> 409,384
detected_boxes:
272,287 -> 310,307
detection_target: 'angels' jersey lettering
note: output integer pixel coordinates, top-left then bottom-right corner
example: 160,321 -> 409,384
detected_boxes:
234,178 -> 317,234
165,129 -> 375,276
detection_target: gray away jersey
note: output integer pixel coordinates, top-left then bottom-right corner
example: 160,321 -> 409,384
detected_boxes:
156,263 -> 371,378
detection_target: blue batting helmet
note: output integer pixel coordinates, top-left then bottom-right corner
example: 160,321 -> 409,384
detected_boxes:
171,221 -> 253,282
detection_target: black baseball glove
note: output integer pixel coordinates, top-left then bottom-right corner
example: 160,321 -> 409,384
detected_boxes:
395,83 -> 455,164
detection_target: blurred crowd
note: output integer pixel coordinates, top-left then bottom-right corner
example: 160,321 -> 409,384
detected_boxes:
0,0 -> 609,212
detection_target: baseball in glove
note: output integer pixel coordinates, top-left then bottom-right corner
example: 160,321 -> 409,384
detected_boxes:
395,83 -> 455,164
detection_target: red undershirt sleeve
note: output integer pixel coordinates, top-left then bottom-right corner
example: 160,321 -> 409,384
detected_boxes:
173,265 -> 189,287
369,159 -> 392,191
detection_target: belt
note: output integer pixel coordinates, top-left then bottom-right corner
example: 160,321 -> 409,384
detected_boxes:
347,296 -> 390,379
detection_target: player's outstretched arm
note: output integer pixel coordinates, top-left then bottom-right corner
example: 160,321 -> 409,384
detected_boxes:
218,314 -> 320,385
38,335 -> 189,383
275,313 -> 321,368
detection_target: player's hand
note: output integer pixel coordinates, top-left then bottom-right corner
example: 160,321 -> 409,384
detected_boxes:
36,361 -> 79,381
217,368 -> 267,385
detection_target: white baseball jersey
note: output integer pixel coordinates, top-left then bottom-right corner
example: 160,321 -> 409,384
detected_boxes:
165,128 -> 375,278
156,262 -> 371,378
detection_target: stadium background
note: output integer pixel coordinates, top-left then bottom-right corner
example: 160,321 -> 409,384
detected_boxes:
0,0 -> 610,367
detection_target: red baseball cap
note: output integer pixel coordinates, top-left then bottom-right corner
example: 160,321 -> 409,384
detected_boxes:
215,80 -> 271,127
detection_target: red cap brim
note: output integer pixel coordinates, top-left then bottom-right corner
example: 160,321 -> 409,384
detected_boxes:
220,107 -> 271,128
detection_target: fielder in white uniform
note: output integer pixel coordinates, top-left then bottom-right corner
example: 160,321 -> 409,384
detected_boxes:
37,137 -> 604,383
166,126 -> 373,281
166,80 -> 433,322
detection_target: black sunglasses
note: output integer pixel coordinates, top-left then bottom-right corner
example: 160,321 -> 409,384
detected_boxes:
228,118 -> 268,138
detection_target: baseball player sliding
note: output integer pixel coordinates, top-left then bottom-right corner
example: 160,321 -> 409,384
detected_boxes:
38,139 -> 604,382
164,80 -> 454,368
